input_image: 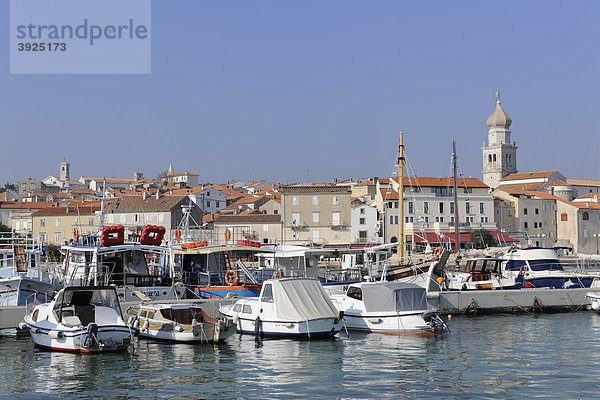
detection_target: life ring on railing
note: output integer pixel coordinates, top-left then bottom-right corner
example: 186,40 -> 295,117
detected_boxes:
224,270 -> 238,286
224,229 -> 231,241
433,246 -> 443,258
279,270 -> 284,279
175,229 -> 181,242
73,228 -> 79,242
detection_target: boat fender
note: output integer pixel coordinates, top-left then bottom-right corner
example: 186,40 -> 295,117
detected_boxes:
127,316 -> 134,326
18,322 -> 28,330
177,325 -> 184,332
49,330 -> 64,339
133,318 -> 140,329
254,316 -> 263,337
232,312 -> 239,324
142,319 -> 149,331
593,301 -> 600,311
334,311 -> 344,324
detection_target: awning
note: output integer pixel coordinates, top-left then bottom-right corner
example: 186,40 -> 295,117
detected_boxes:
413,230 -> 518,244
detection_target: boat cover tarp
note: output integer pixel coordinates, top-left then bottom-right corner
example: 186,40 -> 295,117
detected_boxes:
272,278 -> 338,321
362,282 -> 428,312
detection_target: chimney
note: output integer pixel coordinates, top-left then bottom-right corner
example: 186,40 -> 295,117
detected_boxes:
156,190 -> 161,199
143,191 -> 149,200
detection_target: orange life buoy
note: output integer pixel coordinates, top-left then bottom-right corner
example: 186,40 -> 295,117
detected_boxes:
175,229 -> 181,242
224,229 -> 231,241
224,269 -> 238,286
73,227 -> 79,242
279,270 -> 284,278
433,246 -> 443,258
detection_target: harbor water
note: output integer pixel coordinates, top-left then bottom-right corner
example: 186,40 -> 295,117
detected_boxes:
2,312 -> 600,399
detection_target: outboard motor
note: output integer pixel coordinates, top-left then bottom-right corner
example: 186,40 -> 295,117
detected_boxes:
422,312 -> 450,334
84,322 -> 103,348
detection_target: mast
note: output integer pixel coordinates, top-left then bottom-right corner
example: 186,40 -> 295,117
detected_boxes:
452,140 -> 460,253
398,132 -> 405,262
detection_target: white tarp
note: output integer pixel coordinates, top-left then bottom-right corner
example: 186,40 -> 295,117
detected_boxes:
272,278 -> 338,321
361,282 -> 428,312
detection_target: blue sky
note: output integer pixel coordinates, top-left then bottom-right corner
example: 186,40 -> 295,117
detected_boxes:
3,1 -> 600,185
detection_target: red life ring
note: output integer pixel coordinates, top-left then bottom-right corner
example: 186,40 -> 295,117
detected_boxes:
433,246 -> 443,258
224,229 -> 232,241
175,229 -> 181,242
225,269 -> 238,286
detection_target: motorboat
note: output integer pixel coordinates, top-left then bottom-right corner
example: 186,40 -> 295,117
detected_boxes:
127,303 -> 235,343
219,277 -> 344,339
586,292 -> 600,314
21,286 -> 133,352
328,281 -> 449,335
0,232 -> 57,306
445,248 -> 600,291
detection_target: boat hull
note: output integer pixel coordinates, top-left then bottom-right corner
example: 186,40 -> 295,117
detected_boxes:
189,285 -> 261,299
342,311 -> 440,335
232,316 -> 340,338
0,277 -> 55,307
136,320 -> 235,343
24,322 -> 132,352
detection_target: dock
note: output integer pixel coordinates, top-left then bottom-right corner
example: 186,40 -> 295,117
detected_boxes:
428,287 -> 593,315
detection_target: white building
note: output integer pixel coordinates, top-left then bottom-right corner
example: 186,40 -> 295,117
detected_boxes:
350,201 -> 379,244
189,187 -> 228,214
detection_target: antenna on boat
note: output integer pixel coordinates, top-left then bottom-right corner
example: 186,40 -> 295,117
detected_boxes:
452,140 -> 461,254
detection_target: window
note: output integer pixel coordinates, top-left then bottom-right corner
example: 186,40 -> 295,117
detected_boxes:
360,208 -> 365,214
394,216 -> 399,224
524,222 -> 528,229
535,208 -> 539,215
40,233 -> 47,243
481,217 -> 488,223
359,218 -> 365,225
390,216 -> 394,225
534,222 -> 538,228
333,196 -> 339,205
493,154 -> 496,162
293,196 -> 299,206
395,202 -> 399,209
216,201 -> 220,208
312,196 -> 318,206
408,216 -> 414,223
488,154 -> 492,163
450,216 -> 455,224
145,213 -> 151,222
450,202 -> 454,214
55,218 -> 61,227
158,213 -> 164,223
263,224 -> 269,232
424,216 -> 429,223
479,203 -> 484,214
72,218 -> 78,226
524,208 -> 528,215
359,230 -> 367,240
15,221 -> 20,230
332,212 -> 340,225
561,213 -> 568,221
543,203 -> 548,211
134,214 -> 140,223
312,212 -> 319,223
54,233 -> 60,244
292,213 -> 301,225
465,202 -> 470,214
507,209 -> 512,216
439,202 -> 444,213
408,201 -> 414,214
405,217 -> 410,223
464,188 -> 472,194
88,218 -> 94,226
261,284 -> 274,303
347,286 -> 362,300
40,218 -> 45,228
539,222 -> 543,228
312,230 -> 319,241
424,202 -> 429,214
583,212 -> 590,221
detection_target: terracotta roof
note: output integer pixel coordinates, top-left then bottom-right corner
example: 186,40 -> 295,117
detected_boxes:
379,188 -> 399,200
0,201 -> 53,209
494,182 -> 547,191
105,195 -> 188,212
86,177 -> 133,184
501,171 -> 558,181
392,177 -> 488,188
215,214 -> 281,223
548,179 -> 568,187
565,178 -> 600,186
166,172 -> 198,177
281,185 -> 351,193
32,205 -> 101,216
497,189 -> 559,201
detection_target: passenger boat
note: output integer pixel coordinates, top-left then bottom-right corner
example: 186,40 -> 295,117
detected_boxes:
127,303 -> 235,343
0,232 -> 56,306
219,277 -> 344,339
21,286 -> 133,352
61,224 -> 185,301
444,248 -> 600,290
328,281 -> 449,335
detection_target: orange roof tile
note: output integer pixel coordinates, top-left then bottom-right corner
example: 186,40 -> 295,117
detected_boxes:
501,170 -> 558,181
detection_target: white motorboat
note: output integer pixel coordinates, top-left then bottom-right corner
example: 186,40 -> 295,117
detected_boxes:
220,278 -> 344,339
21,286 -> 133,352
329,281 -> 449,335
127,303 -> 235,343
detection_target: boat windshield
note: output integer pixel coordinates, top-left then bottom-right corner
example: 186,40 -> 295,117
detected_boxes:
528,259 -> 565,272
58,288 -> 121,312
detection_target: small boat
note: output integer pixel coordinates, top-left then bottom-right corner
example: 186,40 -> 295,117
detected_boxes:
219,278 -> 344,339
127,303 -> 235,343
21,286 -> 133,352
328,281 -> 449,335
586,292 -> 600,313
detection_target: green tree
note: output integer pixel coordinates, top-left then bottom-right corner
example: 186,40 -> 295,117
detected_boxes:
0,222 -> 10,232
466,229 -> 498,249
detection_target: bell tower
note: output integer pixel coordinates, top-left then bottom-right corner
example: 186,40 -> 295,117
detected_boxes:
482,92 -> 517,189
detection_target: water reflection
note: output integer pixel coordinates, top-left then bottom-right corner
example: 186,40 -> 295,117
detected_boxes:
1,314 -> 600,398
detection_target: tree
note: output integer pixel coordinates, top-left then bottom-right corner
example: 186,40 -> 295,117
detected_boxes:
466,229 -> 498,249
4,183 -> 16,191
0,222 -> 10,232
156,171 -> 168,181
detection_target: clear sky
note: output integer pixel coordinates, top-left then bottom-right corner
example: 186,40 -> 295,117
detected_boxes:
3,1 -> 600,185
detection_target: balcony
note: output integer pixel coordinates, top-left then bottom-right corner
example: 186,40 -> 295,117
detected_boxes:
328,221 -> 347,230
242,230 -> 257,239
288,222 -> 307,231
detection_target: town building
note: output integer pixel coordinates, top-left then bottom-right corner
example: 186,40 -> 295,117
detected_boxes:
213,214 -> 282,245
32,204 -> 100,245
281,185 -> 352,245
350,199 -> 379,243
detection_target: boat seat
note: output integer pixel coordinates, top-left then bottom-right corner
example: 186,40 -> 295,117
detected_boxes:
75,305 -> 95,325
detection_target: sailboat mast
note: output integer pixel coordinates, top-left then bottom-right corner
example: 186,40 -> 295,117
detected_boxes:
398,132 -> 405,262
452,140 -> 460,253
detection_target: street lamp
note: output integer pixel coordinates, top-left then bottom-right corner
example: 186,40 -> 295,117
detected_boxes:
541,233 -> 546,248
